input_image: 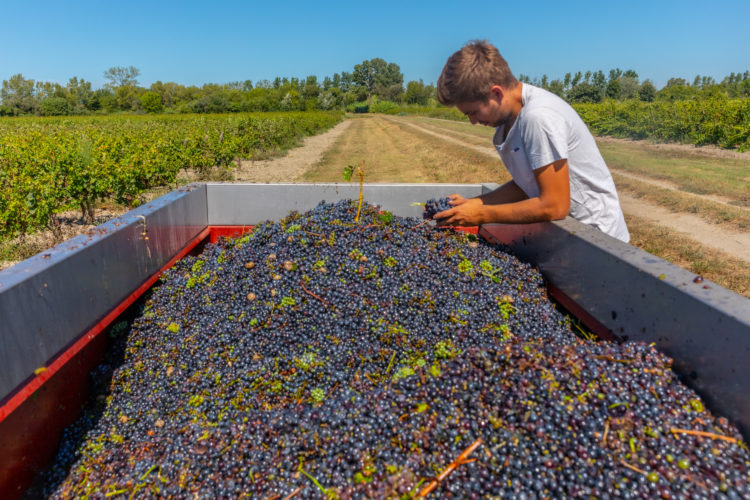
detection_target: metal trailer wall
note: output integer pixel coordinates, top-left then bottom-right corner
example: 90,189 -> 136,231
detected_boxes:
205,183 -> 499,225
0,185 -> 208,402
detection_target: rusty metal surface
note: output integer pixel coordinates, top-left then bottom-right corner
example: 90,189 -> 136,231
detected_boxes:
0,185 -> 208,401
481,218 -> 750,440
205,183 -> 496,225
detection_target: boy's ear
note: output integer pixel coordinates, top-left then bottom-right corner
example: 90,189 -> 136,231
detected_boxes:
489,85 -> 504,102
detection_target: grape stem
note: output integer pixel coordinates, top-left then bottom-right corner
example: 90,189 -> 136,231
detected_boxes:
283,486 -> 302,499
670,428 -> 738,444
299,280 -> 330,308
355,160 -> 365,223
593,355 -> 632,364
346,224 -> 376,233
601,418 -> 610,445
419,437 -> 483,497
619,460 -> 647,476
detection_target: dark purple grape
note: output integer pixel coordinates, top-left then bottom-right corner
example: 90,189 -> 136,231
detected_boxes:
40,200 -> 750,499
423,197 -> 453,220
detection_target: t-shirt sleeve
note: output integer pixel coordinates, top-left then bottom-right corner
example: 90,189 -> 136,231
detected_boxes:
521,108 -> 569,170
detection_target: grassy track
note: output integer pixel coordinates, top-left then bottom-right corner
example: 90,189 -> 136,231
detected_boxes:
597,140 -> 750,205
301,116 -> 511,184
612,173 -> 750,232
626,215 -> 750,297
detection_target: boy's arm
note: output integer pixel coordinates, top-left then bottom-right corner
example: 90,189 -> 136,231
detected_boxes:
436,159 -> 570,226
448,179 -> 529,208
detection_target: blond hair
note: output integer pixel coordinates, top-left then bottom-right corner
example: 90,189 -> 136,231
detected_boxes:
437,40 -> 519,105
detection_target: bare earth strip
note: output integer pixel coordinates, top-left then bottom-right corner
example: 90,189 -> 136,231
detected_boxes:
233,120 -> 352,182
384,115 -> 750,264
611,170 -> 750,212
618,193 -> 750,262
384,116 -> 498,158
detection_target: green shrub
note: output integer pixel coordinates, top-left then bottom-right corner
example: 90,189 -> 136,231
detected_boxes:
41,97 -> 71,116
140,92 -> 164,113
370,100 -> 400,114
346,101 -> 370,113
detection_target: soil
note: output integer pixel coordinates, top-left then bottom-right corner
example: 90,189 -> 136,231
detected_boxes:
232,120 -> 352,182
618,193 -> 750,262
611,170 -> 750,212
0,209 -> 126,271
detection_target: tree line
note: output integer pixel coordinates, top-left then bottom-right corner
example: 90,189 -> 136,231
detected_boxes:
0,59 -> 435,116
519,69 -> 750,103
2,59 -> 748,117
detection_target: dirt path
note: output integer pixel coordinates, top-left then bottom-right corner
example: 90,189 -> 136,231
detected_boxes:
610,170 -> 750,212
384,115 -> 750,263
618,193 -> 750,261
233,120 -> 352,182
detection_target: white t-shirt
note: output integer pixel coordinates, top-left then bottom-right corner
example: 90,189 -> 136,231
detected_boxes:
493,84 -> 630,242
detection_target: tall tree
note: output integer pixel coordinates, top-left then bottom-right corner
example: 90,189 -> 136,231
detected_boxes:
638,80 -> 656,102
104,66 -> 141,111
608,68 -> 623,82
592,70 -> 606,93
405,79 -> 429,105
103,66 -> 140,88
66,77 -> 95,112
1,74 -> 38,114
352,58 -> 403,99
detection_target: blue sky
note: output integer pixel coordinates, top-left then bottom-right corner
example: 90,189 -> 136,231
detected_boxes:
1,0 -> 748,90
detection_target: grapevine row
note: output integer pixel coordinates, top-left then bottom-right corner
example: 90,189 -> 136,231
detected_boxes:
573,98 -> 750,151
0,111 -> 342,240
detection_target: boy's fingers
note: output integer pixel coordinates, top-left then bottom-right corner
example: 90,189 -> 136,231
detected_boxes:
448,194 -> 464,206
434,207 -> 455,222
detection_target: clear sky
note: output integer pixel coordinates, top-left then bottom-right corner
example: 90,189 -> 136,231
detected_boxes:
1,0 -> 748,90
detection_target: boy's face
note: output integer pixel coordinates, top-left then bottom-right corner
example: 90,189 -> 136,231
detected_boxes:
456,86 -> 515,128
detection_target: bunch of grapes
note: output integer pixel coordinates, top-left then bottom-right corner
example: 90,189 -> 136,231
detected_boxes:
423,197 -> 453,220
42,200 -> 750,499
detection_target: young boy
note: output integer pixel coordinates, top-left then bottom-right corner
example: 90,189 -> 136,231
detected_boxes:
434,40 -> 630,242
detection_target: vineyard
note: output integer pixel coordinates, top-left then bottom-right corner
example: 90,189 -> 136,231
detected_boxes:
574,99 -> 750,151
0,111 -> 342,241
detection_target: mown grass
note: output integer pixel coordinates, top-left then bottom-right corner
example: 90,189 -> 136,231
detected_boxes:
301,115 -> 511,184
626,215 -> 750,298
402,116 -> 495,145
597,140 -> 750,205
613,173 -> 750,231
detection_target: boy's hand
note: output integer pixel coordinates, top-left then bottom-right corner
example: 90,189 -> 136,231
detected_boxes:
435,195 -> 484,226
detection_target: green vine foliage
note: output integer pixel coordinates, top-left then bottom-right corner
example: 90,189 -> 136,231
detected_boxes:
0,111 -> 342,240
574,98 -> 750,151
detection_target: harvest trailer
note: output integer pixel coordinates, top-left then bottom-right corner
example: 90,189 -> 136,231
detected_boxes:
1,183 -> 748,498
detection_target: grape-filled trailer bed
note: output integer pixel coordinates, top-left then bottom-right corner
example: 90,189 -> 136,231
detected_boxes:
1,183 -> 749,498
